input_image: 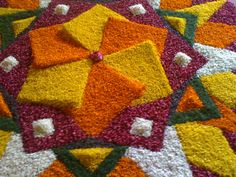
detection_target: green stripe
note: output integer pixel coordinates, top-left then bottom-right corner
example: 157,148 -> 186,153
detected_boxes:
93,147 -> 127,177
53,146 -> 127,177
156,9 -> 198,46
168,78 -> 221,125
0,8 -> 43,50
0,118 -> 19,133
53,148 -> 92,177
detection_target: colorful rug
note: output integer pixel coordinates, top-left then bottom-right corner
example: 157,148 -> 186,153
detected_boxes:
0,0 -> 236,176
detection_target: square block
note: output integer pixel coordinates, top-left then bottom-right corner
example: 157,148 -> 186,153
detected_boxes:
32,118 -> 54,138
54,4 -> 70,15
130,117 -> 153,137
129,4 -> 147,16
173,52 -> 192,67
0,56 -> 19,73
39,0 -> 51,8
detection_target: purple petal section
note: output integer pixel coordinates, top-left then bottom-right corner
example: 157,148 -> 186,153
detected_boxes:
228,0 -> 236,6
160,32 -> 206,90
18,103 -> 86,153
209,1 -> 236,25
190,163 -> 220,177
223,130 -> 236,153
192,0 -> 215,5
0,0 -> 7,7
98,97 -> 171,151
227,41 -> 236,52
0,35 -> 32,98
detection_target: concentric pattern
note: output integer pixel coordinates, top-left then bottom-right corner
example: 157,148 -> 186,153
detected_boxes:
0,0 -> 236,176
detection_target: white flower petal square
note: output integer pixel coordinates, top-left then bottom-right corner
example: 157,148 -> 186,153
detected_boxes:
130,117 -> 153,137
32,118 -> 55,138
0,56 -> 19,73
54,4 -> 70,15
39,0 -> 51,8
129,4 -> 147,16
173,52 -> 192,67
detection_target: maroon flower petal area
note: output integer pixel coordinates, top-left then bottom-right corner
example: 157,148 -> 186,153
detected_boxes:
190,163 -> 220,177
0,35 -> 32,98
98,97 -> 171,151
18,103 -> 86,153
209,1 -> 236,25
0,0 -> 8,7
223,130 -> 236,153
161,32 -> 206,90
33,0 -> 165,29
227,41 -> 236,52
192,0 -> 216,5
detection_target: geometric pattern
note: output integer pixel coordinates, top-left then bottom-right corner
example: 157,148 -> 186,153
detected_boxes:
0,0 -> 236,176
168,77 -> 221,125
67,61 -> 145,136
53,146 -> 127,176
176,0 -> 226,27
29,24 -> 89,68
63,4 -> 127,51
0,8 -> 42,49
176,122 -> 236,176
17,60 -> 92,109
157,9 -> 197,45
103,41 -> 173,105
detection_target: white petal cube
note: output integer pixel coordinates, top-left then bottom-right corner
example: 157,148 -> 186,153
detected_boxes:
39,0 -> 51,8
130,117 -> 153,137
32,118 -> 55,138
0,56 -> 19,73
54,4 -> 70,15
129,4 -> 147,16
173,52 -> 192,67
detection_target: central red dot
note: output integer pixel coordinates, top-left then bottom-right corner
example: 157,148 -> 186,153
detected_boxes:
89,51 -> 103,62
